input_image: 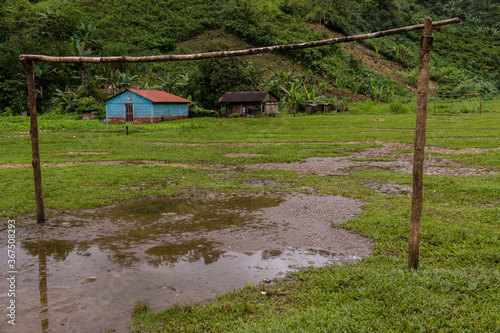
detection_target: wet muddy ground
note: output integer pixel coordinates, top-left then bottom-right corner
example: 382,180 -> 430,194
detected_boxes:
1,193 -> 371,333
1,140 -> 497,332
243,142 -> 499,176
2,141 -> 497,176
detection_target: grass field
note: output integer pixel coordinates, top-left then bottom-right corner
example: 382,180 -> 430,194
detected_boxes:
1,99 -> 499,332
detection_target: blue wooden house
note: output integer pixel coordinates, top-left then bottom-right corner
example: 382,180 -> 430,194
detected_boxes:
105,89 -> 190,123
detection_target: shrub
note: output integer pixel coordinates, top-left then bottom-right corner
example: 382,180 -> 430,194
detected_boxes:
229,113 -> 240,118
389,100 -> 410,114
189,109 -> 218,118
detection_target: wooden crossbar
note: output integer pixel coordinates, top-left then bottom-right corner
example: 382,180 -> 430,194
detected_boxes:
20,18 -> 460,64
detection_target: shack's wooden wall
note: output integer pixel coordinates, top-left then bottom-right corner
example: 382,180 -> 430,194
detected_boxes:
263,102 -> 278,115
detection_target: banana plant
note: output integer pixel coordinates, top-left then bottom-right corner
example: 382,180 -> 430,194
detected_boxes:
97,69 -> 138,95
69,37 -> 92,57
50,87 -> 80,112
319,81 -> 329,94
117,70 -> 139,91
154,73 -> 180,93
303,85 -> 316,102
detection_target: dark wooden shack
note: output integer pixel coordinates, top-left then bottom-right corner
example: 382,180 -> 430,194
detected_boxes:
305,103 -> 331,114
82,109 -> 99,120
219,91 -> 279,117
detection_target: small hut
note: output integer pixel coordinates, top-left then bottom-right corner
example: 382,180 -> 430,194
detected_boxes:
105,89 -> 190,123
219,91 -> 279,117
305,103 -> 332,114
82,109 -> 99,120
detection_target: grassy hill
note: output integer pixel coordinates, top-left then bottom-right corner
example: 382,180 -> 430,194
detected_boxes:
0,0 -> 498,113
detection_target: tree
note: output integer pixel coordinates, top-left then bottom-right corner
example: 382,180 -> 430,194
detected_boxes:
188,56 -> 254,109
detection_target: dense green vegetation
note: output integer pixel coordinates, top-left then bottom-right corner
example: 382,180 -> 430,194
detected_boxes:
1,0 -> 498,115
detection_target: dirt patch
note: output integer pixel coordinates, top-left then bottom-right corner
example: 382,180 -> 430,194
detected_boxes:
242,180 -> 294,187
1,142 -> 497,175
425,147 -> 500,155
142,141 -> 336,146
55,152 -> 108,156
244,142 -> 499,176
224,153 -> 268,157
362,181 -> 412,195
0,160 -> 210,169
308,24 -> 431,93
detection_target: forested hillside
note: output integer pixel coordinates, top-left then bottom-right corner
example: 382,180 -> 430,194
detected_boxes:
1,0 -> 498,114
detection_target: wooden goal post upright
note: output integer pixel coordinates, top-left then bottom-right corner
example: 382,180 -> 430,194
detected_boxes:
408,17 -> 433,270
21,59 -> 45,223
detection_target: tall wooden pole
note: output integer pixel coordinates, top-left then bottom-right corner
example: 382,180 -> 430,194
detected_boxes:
434,94 -> 437,115
21,60 -> 45,223
408,17 -> 433,269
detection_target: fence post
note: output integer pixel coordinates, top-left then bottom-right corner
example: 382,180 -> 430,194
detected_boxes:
408,17 -> 433,270
21,60 -> 45,223
434,94 -> 436,115
479,94 -> 483,114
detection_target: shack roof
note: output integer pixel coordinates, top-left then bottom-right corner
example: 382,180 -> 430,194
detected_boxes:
219,91 -> 278,103
106,89 -> 191,103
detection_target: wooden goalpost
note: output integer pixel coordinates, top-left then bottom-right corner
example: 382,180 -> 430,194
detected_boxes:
20,17 -> 460,270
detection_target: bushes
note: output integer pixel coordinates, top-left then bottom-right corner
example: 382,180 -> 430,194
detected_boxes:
189,109 -> 218,118
348,99 -> 412,114
389,100 -> 410,114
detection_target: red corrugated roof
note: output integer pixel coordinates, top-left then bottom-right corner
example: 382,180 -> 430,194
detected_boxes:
129,89 -> 191,103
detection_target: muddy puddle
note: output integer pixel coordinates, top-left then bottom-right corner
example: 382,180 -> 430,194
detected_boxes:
244,142 -> 499,176
1,193 -> 371,332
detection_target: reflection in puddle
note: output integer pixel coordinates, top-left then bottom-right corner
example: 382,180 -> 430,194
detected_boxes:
1,194 -> 371,332
145,238 -> 224,266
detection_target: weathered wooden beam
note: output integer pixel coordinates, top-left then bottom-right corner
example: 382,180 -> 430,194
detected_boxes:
435,93 -> 481,97
19,18 -> 460,64
433,93 -> 483,115
21,60 -> 45,223
408,17 -> 434,270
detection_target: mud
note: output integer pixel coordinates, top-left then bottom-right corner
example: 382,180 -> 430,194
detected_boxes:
0,160 -> 208,170
0,193 -> 371,333
362,181 -> 412,195
2,142 -> 497,176
54,152 -> 108,156
244,142 -> 499,176
224,153 -> 268,157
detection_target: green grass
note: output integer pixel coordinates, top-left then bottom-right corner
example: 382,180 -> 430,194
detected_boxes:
1,107 -> 499,332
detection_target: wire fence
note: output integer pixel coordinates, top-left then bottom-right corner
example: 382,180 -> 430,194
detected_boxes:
433,93 -> 483,115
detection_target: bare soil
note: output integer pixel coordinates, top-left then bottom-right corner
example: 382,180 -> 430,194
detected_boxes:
54,152 -> 108,156
308,24 -> 439,93
243,142 -> 499,176
2,142 -> 497,176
